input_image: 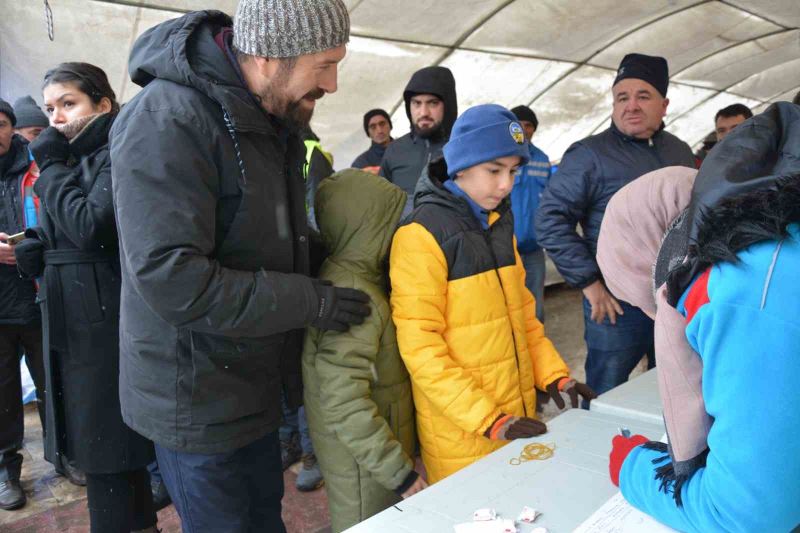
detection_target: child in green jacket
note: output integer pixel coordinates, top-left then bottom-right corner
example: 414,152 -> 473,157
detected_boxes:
302,169 -> 426,532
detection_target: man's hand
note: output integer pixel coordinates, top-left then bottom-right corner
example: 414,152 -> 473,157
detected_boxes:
401,473 -> 428,499
582,280 -> 624,325
0,233 -> 17,265
310,279 -> 371,332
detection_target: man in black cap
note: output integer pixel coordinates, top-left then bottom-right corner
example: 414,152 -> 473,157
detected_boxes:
12,97 -> 49,143
352,109 -> 393,174
536,53 -> 695,401
0,98 -> 46,511
380,66 -> 457,215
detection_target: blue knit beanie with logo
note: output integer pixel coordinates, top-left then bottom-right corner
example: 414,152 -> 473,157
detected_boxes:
443,104 -> 530,178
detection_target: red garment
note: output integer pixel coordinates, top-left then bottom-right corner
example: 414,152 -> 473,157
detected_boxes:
609,434 -> 649,487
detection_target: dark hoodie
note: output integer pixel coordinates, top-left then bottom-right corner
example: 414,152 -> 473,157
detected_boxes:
379,66 -> 457,210
110,10 -> 314,454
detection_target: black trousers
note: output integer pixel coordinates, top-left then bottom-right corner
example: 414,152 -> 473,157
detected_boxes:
155,430 -> 285,533
85,468 -> 157,533
0,323 -> 45,482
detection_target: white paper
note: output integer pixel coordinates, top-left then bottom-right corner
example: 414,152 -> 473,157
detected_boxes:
573,492 -> 678,533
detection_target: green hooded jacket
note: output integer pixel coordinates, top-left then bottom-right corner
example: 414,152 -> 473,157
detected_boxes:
302,169 -> 416,532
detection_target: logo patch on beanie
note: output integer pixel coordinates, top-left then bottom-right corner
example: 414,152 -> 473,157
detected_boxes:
509,122 -> 525,144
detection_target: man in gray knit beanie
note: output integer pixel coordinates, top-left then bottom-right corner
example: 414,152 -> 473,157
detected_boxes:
110,3 -> 363,532
232,0 -> 349,130
13,96 -> 49,142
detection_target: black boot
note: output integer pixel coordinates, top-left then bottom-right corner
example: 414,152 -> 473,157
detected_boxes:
0,479 -> 26,510
56,460 -> 87,487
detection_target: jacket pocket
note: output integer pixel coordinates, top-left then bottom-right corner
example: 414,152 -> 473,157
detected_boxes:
77,264 -> 105,324
189,331 -> 283,425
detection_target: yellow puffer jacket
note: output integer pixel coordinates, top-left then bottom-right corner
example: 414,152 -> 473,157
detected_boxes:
390,159 -> 570,483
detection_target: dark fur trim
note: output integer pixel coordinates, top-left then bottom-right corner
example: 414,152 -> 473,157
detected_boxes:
692,174 -> 800,266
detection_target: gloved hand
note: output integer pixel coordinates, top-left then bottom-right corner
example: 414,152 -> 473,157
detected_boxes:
609,434 -> 648,486
14,236 -> 45,279
28,127 -> 70,172
484,414 -> 547,441
546,377 -> 598,409
311,279 -> 371,332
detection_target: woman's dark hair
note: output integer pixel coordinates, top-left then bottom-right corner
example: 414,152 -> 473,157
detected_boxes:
43,62 -> 119,113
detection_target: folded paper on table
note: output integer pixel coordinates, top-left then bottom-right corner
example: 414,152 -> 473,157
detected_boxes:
573,492 -> 678,533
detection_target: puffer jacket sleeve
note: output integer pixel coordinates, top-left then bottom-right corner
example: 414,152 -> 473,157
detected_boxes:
514,247 -> 569,390
110,108 -> 318,338
390,222 -> 503,436
535,142 -> 600,288
310,276 -> 414,492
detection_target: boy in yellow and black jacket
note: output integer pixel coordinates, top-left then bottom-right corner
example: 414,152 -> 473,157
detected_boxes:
389,104 -> 596,483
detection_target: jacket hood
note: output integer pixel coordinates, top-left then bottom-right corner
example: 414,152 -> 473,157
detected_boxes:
315,169 -> 407,282
403,66 -> 458,139
597,166 -> 696,318
128,10 -> 266,133
664,101 -> 800,304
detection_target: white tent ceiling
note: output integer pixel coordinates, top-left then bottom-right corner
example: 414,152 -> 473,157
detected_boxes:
1,0 -> 798,168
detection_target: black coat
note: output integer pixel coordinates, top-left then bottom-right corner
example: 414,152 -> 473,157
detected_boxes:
32,113 -> 153,473
535,122 -> 694,288
110,11 -> 313,455
352,141 -> 387,169
0,136 -> 39,325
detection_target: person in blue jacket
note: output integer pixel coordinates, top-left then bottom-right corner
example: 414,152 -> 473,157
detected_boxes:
535,53 -> 695,399
510,105 -> 550,322
599,102 -> 800,532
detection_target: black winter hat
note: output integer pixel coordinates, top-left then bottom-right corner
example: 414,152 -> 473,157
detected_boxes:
13,96 -> 49,129
613,53 -> 669,97
0,98 -> 16,126
510,105 -> 538,130
363,109 -> 392,136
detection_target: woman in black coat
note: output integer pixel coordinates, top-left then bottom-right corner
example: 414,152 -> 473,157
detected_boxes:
19,63 -> 157,533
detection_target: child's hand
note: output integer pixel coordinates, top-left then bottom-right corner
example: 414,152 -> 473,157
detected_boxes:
485,414 -> 547,440
401,474 -> 428,499
546,378 -> 598,409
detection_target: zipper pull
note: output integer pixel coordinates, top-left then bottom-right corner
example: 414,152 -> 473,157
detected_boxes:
648,137 -> 654,147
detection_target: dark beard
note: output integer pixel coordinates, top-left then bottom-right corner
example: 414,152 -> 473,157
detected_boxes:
281,99 -> 315,133
414,122 -> 444,141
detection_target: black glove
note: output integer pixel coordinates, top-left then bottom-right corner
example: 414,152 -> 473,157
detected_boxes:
29,126 -> 70,172
14,237 -> 45,279
484,414 -> 547,440
546,378 -> 598,409
311,279 -> 371,332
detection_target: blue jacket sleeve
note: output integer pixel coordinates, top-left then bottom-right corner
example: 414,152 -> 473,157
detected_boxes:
535,142 -> 599,288
619,298 -> 800,533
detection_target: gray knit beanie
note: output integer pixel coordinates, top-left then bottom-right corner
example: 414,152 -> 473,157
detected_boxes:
13,96 -> 49,129
233,0 -> 350,59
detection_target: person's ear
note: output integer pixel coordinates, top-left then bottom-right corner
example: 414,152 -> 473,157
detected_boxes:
98,97 -> 113,114
254,56 -> 280,80
662,97 -> 670,114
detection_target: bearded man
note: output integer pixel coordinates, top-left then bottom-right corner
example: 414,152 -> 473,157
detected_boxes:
380,66 -> 458,215
109,3 -> 371,531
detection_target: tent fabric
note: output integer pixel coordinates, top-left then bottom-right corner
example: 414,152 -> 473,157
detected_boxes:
1,0 -> 797,167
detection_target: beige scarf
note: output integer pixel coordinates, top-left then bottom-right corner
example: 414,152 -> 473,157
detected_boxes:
55,113 -> 103,141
